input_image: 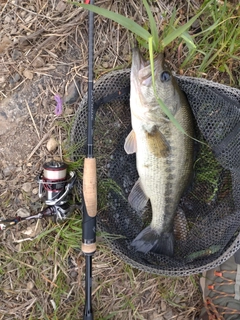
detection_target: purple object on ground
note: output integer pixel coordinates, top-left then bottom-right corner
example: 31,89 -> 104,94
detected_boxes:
54,95 -> 63,116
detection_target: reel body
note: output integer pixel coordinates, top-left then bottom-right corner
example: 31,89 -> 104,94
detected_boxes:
39,161 -> 68,204
38,161 -> 76,207
0,161 -> 77,230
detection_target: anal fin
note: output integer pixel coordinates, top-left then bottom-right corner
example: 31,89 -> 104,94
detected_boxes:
128,178 -> 149,212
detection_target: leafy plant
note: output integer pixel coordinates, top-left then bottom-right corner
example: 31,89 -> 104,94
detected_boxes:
73,0 -> 210,54
71,0 -> 214,134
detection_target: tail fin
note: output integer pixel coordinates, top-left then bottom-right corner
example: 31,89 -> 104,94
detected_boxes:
131,226 -> 174,256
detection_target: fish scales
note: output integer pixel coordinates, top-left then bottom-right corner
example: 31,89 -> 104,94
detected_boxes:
124,48 -> 194,256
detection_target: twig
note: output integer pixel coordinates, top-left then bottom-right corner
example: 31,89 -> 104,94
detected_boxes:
25,100 -> 40,139
0,0 -> 10,17
59,127 -> 63,161
27,126 -> 55,161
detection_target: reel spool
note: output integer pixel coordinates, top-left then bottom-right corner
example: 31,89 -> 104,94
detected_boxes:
38,161 -> 76,207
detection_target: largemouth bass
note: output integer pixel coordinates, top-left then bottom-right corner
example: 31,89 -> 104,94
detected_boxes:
124,48 -> 194,256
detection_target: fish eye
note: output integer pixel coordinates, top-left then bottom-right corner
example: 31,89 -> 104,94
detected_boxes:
160,71 -> 171,82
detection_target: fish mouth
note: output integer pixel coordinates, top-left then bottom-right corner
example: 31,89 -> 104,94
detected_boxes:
131,48 -> 163,87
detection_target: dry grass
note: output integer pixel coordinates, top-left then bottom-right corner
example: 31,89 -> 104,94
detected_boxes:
0,0 -> 239,319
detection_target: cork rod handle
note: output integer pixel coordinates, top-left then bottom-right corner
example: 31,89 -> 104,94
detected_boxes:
83,158 -> 97,218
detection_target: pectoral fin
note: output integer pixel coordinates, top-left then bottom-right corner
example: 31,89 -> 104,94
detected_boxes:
146,128 -> 170,158
124,130 -> 137,154
128,178 -> 149,212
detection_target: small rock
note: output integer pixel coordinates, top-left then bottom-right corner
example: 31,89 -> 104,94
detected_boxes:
4,15 -> 11,24
20,11 -> 27,18
16,208 -> 30,218
0,180 -> 6,187
56,1 -> 67,12
2,165 -> 15,177
10,73 -> 21,84
32,57 -> 45,68
70,270 -> 78,279
11,48 -> 22,60
34,253 -> 43,262
102,62 -> 109,68
18,36 -> 29,47
46,137 -> 58,152
163,308 -> 174,319
26,281 -> 34,291
64,107 -> 74,115
21,225 -> 36,237
63,80 -> 80,104
161,300 -> 167,312
0,36 -> 12,54
32,187 -> 38,195
22,182 -> 32,193
23,69 -> 33,80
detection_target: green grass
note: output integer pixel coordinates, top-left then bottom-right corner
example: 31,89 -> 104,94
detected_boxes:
181,0 -> 240,83
193,143 -> 223,202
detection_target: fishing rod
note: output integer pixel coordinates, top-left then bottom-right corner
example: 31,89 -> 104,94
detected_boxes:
82,0 -> 97,319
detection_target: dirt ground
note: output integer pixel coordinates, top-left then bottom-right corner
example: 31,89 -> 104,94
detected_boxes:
1,0 -> 239,319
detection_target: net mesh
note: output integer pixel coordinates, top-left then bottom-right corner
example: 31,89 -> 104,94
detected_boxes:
71,69 -> 240,276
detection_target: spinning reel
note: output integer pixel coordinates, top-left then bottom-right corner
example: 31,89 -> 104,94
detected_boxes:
0,161 -> 77,231
37,161 -> 76,222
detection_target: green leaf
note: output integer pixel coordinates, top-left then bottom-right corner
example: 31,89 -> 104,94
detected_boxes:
199,24 -> 236,72
181,31 -> 196,50
161,1 -> 213,48
168,8 -> 177,28
148,39 -> 186,135
142,0 -> 159,51
194,18 -> 220,36
148,37 -> 155,87
73,3 -> 151,44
